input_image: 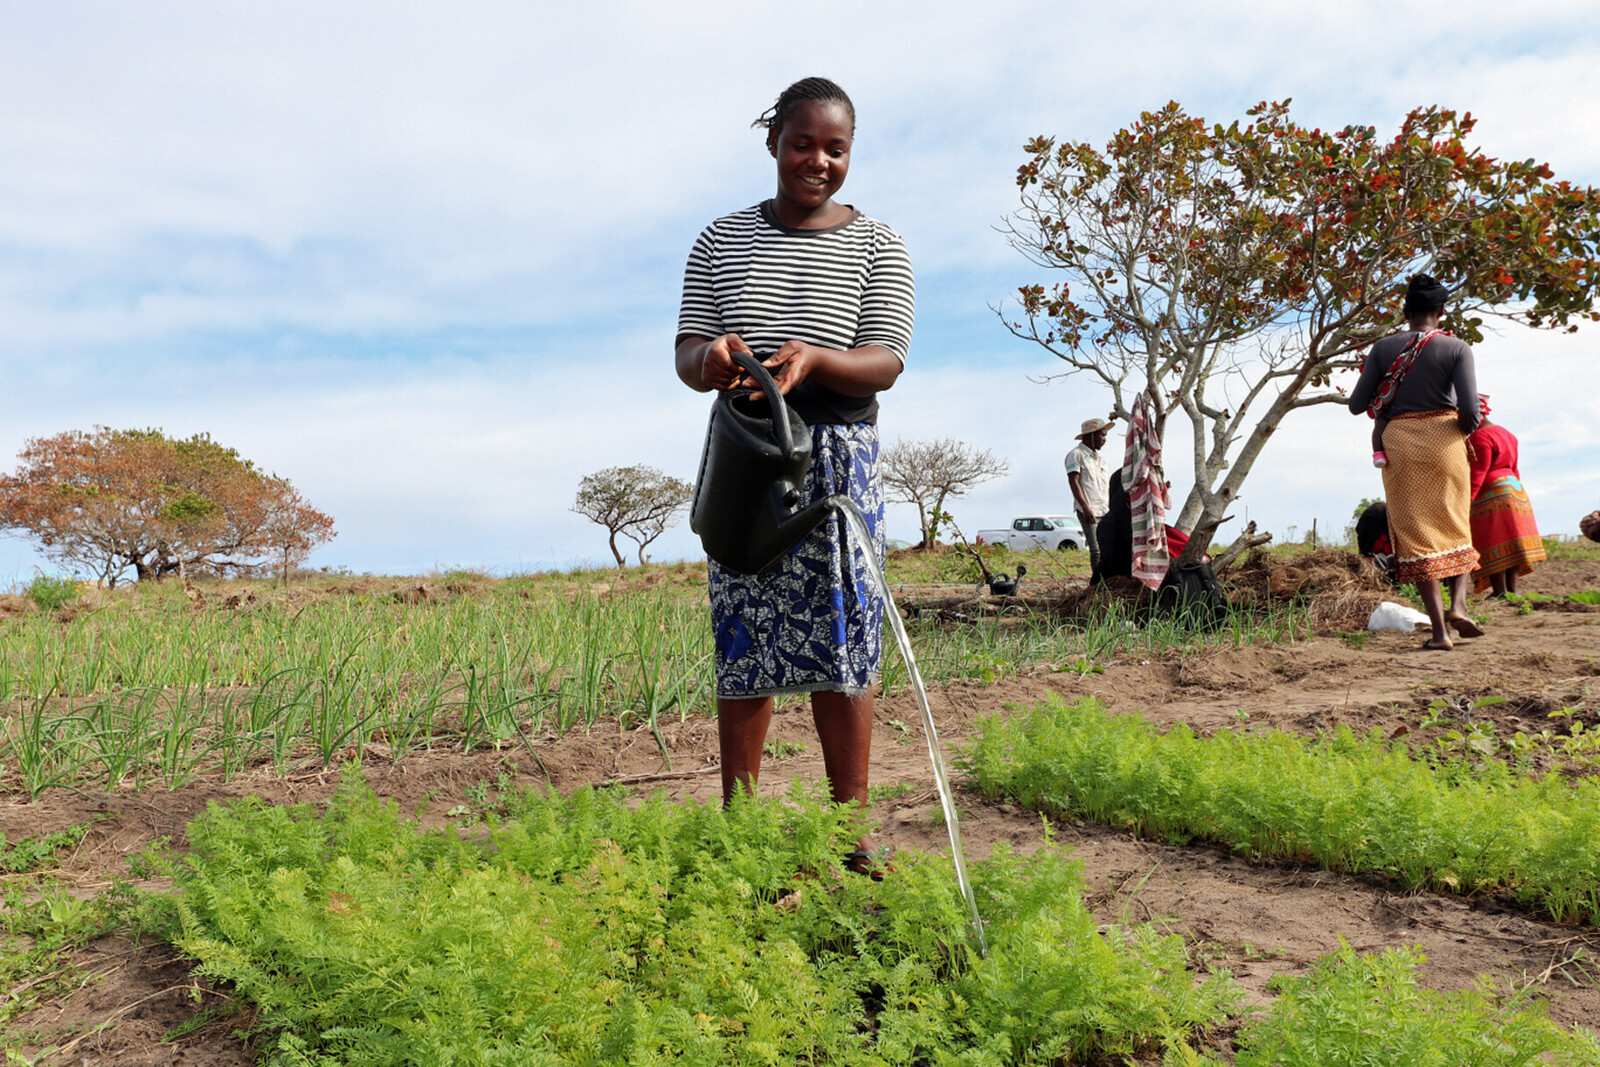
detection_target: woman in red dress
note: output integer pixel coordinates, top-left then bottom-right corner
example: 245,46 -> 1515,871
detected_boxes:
1466,416 -> 1546,596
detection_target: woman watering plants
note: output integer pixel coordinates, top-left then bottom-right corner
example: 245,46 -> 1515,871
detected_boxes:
1348,274 -> 1484,650
674,77 -> 914,876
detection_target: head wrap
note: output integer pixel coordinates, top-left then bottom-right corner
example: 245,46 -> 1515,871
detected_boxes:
1403,273 -> 1450,316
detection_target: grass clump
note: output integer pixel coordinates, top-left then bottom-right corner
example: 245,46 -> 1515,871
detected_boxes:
1,873 -> 129,1031
965,696 -> 1600,924
152,769 -> 1238,1065
0,821 -> 95,873
24,574 -> 80,612
1220,942 -> 1599,1066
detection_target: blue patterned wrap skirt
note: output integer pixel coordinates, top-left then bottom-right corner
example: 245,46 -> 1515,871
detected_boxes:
708,423 -> 886,698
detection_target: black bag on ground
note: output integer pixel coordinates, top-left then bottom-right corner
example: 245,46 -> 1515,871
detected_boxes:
1157,560 -> 1230,630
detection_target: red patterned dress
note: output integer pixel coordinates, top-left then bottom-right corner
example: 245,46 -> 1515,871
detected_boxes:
1466,423 -> 1546,593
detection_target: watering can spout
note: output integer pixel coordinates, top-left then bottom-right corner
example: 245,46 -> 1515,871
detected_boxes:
691,353 -> 848,575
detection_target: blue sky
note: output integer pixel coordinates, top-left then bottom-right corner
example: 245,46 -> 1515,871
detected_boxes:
2,1 -> 1597,582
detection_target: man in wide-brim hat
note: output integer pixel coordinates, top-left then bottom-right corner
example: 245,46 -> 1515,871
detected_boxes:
1065,416 -> 1116,579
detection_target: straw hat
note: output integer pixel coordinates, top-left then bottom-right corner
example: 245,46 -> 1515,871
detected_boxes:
1076,417 -> 1115,440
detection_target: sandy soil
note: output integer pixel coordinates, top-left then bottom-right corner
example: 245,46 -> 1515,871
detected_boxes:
5,556 -> 1599,1063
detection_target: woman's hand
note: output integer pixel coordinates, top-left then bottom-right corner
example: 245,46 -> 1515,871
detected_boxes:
763,340 -> 902,397
699,334 -> 755,391
677,333 -> 753,392
762,340 -> 824,394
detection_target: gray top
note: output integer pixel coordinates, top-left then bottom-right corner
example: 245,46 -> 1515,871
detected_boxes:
1347,331 -> 1479,434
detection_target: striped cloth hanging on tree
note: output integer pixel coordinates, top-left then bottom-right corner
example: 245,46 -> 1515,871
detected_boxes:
1125,394 -> 1170,590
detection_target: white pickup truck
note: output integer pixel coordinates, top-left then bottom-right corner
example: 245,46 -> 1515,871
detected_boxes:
976,515 -> 1087,551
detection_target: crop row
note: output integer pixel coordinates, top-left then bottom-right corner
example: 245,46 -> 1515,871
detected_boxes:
120,775 -> 1594,1066
0,590 -> 711,797
0,581 -> 1312,798
966,696 -> 1600,924
1,580 -> 1312,702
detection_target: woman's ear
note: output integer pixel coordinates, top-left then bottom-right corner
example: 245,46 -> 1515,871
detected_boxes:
766,127 -> 778,158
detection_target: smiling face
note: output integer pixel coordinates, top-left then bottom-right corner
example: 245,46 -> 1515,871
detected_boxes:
767,99 -> 853,228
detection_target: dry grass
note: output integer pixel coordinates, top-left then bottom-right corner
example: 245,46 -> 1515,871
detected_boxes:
1227,547 -> 1394,632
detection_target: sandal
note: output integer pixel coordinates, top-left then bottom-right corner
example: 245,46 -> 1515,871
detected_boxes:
1421,637 -> 1453,651
1449,615 -> 1485,638
844,847 -> 895,881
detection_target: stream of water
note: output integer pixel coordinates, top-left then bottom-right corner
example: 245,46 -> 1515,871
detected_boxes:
839,502 -> 989,958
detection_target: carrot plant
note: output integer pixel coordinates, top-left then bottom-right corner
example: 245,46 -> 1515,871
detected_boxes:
151,770 -> 1239,1065
1197,942 -> 1600,1066
966,696 -> 1600,924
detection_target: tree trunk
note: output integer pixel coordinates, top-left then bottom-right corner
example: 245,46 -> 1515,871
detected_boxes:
608,532 -> 626,568
1174,366 -> 1341,565
1176,512 -> 1225,565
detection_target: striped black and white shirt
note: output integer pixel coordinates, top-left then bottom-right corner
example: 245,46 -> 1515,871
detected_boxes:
677,201 -> 915,426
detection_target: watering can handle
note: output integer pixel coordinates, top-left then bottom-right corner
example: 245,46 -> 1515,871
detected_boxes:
730,350 -> 794,451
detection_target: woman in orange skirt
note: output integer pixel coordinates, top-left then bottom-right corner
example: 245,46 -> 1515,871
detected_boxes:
1467,415 -> 1546,596
1348,275 -> 1484,650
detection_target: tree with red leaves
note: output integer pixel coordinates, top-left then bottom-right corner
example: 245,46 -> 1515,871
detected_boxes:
0,427 -> 336,585
1004,100 -> 1600,562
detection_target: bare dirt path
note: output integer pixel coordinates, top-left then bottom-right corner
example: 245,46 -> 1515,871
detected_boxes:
6,559 -> 1598,1062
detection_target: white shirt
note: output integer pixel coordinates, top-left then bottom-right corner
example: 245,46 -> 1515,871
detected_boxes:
1064,442 -> 1110,515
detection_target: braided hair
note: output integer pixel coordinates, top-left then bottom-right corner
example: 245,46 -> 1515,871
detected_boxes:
753,77 -> 855,138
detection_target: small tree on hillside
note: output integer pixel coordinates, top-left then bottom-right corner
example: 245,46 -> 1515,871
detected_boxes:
0,427 -> 336,585
260,480 -> 339,584
573,465 -> 693,567
881,438 -> 1010,548
1004,100 -> 1600,563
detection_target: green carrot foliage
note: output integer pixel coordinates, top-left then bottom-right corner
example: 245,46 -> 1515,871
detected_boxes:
157,769 -> 1239,1065
965,696 -> 1600,924
1231,943 -> 1600,1066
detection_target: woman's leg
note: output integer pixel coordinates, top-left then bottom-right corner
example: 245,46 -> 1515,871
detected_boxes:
1489,571 -> 1509,597
811,690 -> 873,808
1446,573 -> 1484,636
718,696 -> 774,804
812,689 -> 886,871
1504,570 -> 1519,594
1417,578 -> 1452,649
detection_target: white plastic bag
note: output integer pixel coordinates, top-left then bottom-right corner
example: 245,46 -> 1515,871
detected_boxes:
1367,601 -> 1431,632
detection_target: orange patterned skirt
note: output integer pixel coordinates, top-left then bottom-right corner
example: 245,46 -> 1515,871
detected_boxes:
1470,474 -> 1546,592
1380,410 -> 1479,583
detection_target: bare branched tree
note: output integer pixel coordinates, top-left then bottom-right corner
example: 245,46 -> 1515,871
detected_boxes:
881,439 -> 1010,548
573,465 -> 693,567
